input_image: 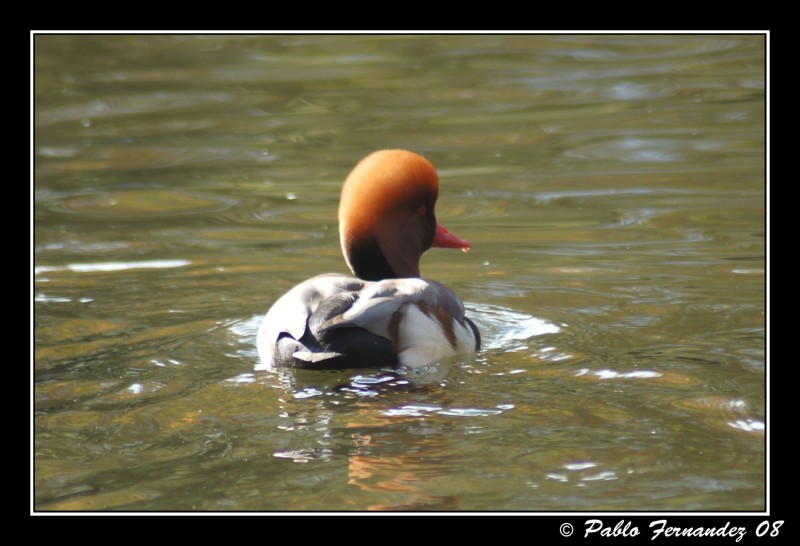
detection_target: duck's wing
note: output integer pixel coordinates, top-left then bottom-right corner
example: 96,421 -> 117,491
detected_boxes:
256,273 -> 368,369
317,278 -> 459,330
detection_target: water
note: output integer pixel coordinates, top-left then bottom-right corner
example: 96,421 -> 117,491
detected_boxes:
33,33 -> 766,511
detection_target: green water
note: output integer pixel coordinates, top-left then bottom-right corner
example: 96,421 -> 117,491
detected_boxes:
33,34 -> 765,511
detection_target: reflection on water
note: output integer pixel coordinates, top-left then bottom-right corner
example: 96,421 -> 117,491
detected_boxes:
36,259 -> 191,274
34,34 -> 765,511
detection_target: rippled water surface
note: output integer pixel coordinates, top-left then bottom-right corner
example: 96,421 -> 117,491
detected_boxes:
33,34 -> 766,511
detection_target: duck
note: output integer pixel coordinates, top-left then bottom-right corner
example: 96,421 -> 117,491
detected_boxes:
256,149 -> 480,371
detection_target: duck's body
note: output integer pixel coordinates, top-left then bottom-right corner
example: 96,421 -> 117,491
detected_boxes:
256,273 -> 479,370
256,150 -> 479,371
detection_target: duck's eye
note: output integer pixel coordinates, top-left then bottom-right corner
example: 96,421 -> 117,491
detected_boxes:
418,205 -> 427,216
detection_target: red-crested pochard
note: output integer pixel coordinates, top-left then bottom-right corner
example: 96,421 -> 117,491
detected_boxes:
256,150 -> 480,370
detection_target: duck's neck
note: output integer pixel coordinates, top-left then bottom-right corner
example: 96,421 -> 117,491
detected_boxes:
346,239 -> 419,281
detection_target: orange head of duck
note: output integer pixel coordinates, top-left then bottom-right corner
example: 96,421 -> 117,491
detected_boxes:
338,149 -> 470,281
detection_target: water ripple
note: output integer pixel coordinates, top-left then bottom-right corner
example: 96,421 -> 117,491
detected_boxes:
43,189 -> 238,219
468,303 -> 561,351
